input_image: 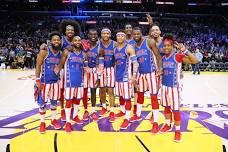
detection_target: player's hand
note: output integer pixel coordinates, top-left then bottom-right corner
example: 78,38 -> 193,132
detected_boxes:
174,42 -> 186,52
36,79 -> 43,91
97,65 -> 104,75
156,70 -> 163,77
146,13 -> 153,25
65,45 -> 73,52
95,79 -> 100,88
40,43 -> 48,50
54,66 -> 60,75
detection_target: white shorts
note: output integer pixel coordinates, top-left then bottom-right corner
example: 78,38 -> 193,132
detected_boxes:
160,85 -> 182,111
115,82 -> 132,100
65,87 -> 84,100
138,72 -> 158,95
100,67 -> 115,88
41,83 -> 59,102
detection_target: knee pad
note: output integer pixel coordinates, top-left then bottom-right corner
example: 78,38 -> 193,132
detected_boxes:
151,95 -> 159,109
137,92 -> 144,104
65,100 -> 72,108
164,107 -> 171,115
125,100 -> 131,110
173,111 -> 181,122
119,96 -> 125,105
73,99 -> 80,105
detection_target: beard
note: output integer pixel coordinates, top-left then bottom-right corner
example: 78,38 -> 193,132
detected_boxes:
51,44 -> 61,50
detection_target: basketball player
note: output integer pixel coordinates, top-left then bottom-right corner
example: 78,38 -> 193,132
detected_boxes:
159,34 -> 197,142
84,28 -> 104,121
114,30 -> 138,129
55,36 -> 87,133
35,31 -> 62,133
58,20 -> 81,121
99,28 -> 116,122
130,27 -> 162,134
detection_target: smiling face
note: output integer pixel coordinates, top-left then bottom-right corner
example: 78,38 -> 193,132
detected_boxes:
150,25 -> 161,38
125,24 -> 133,36
72,36 -> 81,49
88,30 -> 98,43
65,25 -> 75,39
133,30 -> 142,42
163,39 -> 174,55
101,30 -> 111,41
116,33 -> 126,44
50,35 -> 61,50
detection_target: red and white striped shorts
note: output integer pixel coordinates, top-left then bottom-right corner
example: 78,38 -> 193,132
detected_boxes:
115,82 -> 132,100
59,69 -> 65,89
65,87 -> 84,100
100,67 -> 115,88
138,72 -> 158,95
160,85 -> 182,111
41,83 -> 59,102
84,67 -> 99,88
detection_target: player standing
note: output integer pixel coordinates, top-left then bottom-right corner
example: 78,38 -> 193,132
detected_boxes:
35,32 -> 62,133
114,30 -> 138,129
159,34 -> 197,142
99,28 -> 116,122
55,36 -> 87,133
130,27 -> 163,134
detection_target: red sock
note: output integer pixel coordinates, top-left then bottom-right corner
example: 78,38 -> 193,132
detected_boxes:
133,104 -> 137,115
119,96 -> 125,106
151,95 -> 159,109
83,88 -> 88,110
137,92 -> 144,104
125,100 -> 131,110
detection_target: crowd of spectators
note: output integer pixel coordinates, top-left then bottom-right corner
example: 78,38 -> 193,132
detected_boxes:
0,15 -> 227,71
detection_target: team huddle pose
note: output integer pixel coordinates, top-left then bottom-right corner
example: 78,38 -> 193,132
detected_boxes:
35,18 -> 198,142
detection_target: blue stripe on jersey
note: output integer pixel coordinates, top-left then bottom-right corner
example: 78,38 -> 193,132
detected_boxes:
114,44 -> 129,82
41,47 -> 61,84
162,52 -> 182,87
135,39 -> 156,74
87,42 -> 99,68
65,51 -> 85,87
100,40 -> 115,68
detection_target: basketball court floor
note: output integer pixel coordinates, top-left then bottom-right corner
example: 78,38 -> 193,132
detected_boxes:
0,69 -> 227,152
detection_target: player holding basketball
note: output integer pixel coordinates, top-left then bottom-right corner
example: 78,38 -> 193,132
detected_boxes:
159,34 -> 197,142
55,36 -> 88,133
99,28 -> 116,122
35,32 -> 62,133
130,27 -> 162,134
114,30 -> 138,129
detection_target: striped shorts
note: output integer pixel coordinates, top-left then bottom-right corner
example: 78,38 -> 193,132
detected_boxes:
138,72 -> 158,95
100,67 -> 115,88
160,85 -> 182,111
41,83 -> 59,102
115,81 -> 132,100
65,87 -> 84,100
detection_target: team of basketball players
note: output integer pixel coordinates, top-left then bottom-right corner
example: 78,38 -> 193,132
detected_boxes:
35,15 -> 198,142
